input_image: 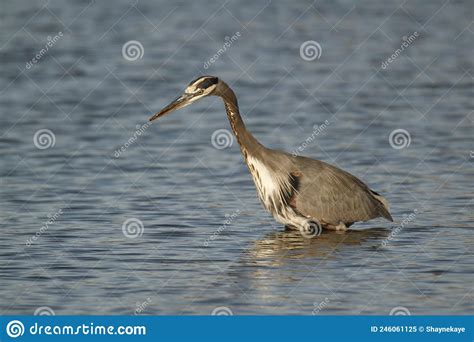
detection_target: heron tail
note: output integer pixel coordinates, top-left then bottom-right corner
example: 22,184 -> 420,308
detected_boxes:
371,191 -> 393,222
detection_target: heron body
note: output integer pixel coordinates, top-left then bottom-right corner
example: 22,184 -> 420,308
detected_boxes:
149,76 -> 393,236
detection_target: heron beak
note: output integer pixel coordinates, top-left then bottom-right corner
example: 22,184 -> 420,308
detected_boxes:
149,93 -> 194,122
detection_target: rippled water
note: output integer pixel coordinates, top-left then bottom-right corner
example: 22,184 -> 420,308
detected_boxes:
1,0 -> 472,315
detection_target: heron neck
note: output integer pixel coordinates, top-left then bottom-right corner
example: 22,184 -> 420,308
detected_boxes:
218,83 -> 263,158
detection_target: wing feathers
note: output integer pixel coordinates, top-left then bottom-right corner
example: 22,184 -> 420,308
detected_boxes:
291,157 -> 392,224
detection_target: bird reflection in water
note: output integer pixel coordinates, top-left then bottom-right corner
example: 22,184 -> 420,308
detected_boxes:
246,227 -> 391,267
222,227 -> 391,309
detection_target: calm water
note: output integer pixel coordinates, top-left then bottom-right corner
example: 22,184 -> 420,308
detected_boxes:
0,0 -> 472,315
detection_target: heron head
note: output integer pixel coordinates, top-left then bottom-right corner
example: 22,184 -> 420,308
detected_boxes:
149,76 -> 219,121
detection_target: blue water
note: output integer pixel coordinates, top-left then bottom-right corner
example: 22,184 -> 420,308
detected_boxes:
0,0 -> 472,315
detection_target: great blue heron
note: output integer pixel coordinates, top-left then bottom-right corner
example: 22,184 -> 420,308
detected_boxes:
149,76 -> 393,237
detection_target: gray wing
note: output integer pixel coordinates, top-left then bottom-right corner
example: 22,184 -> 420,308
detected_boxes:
289,155 -> 392,225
